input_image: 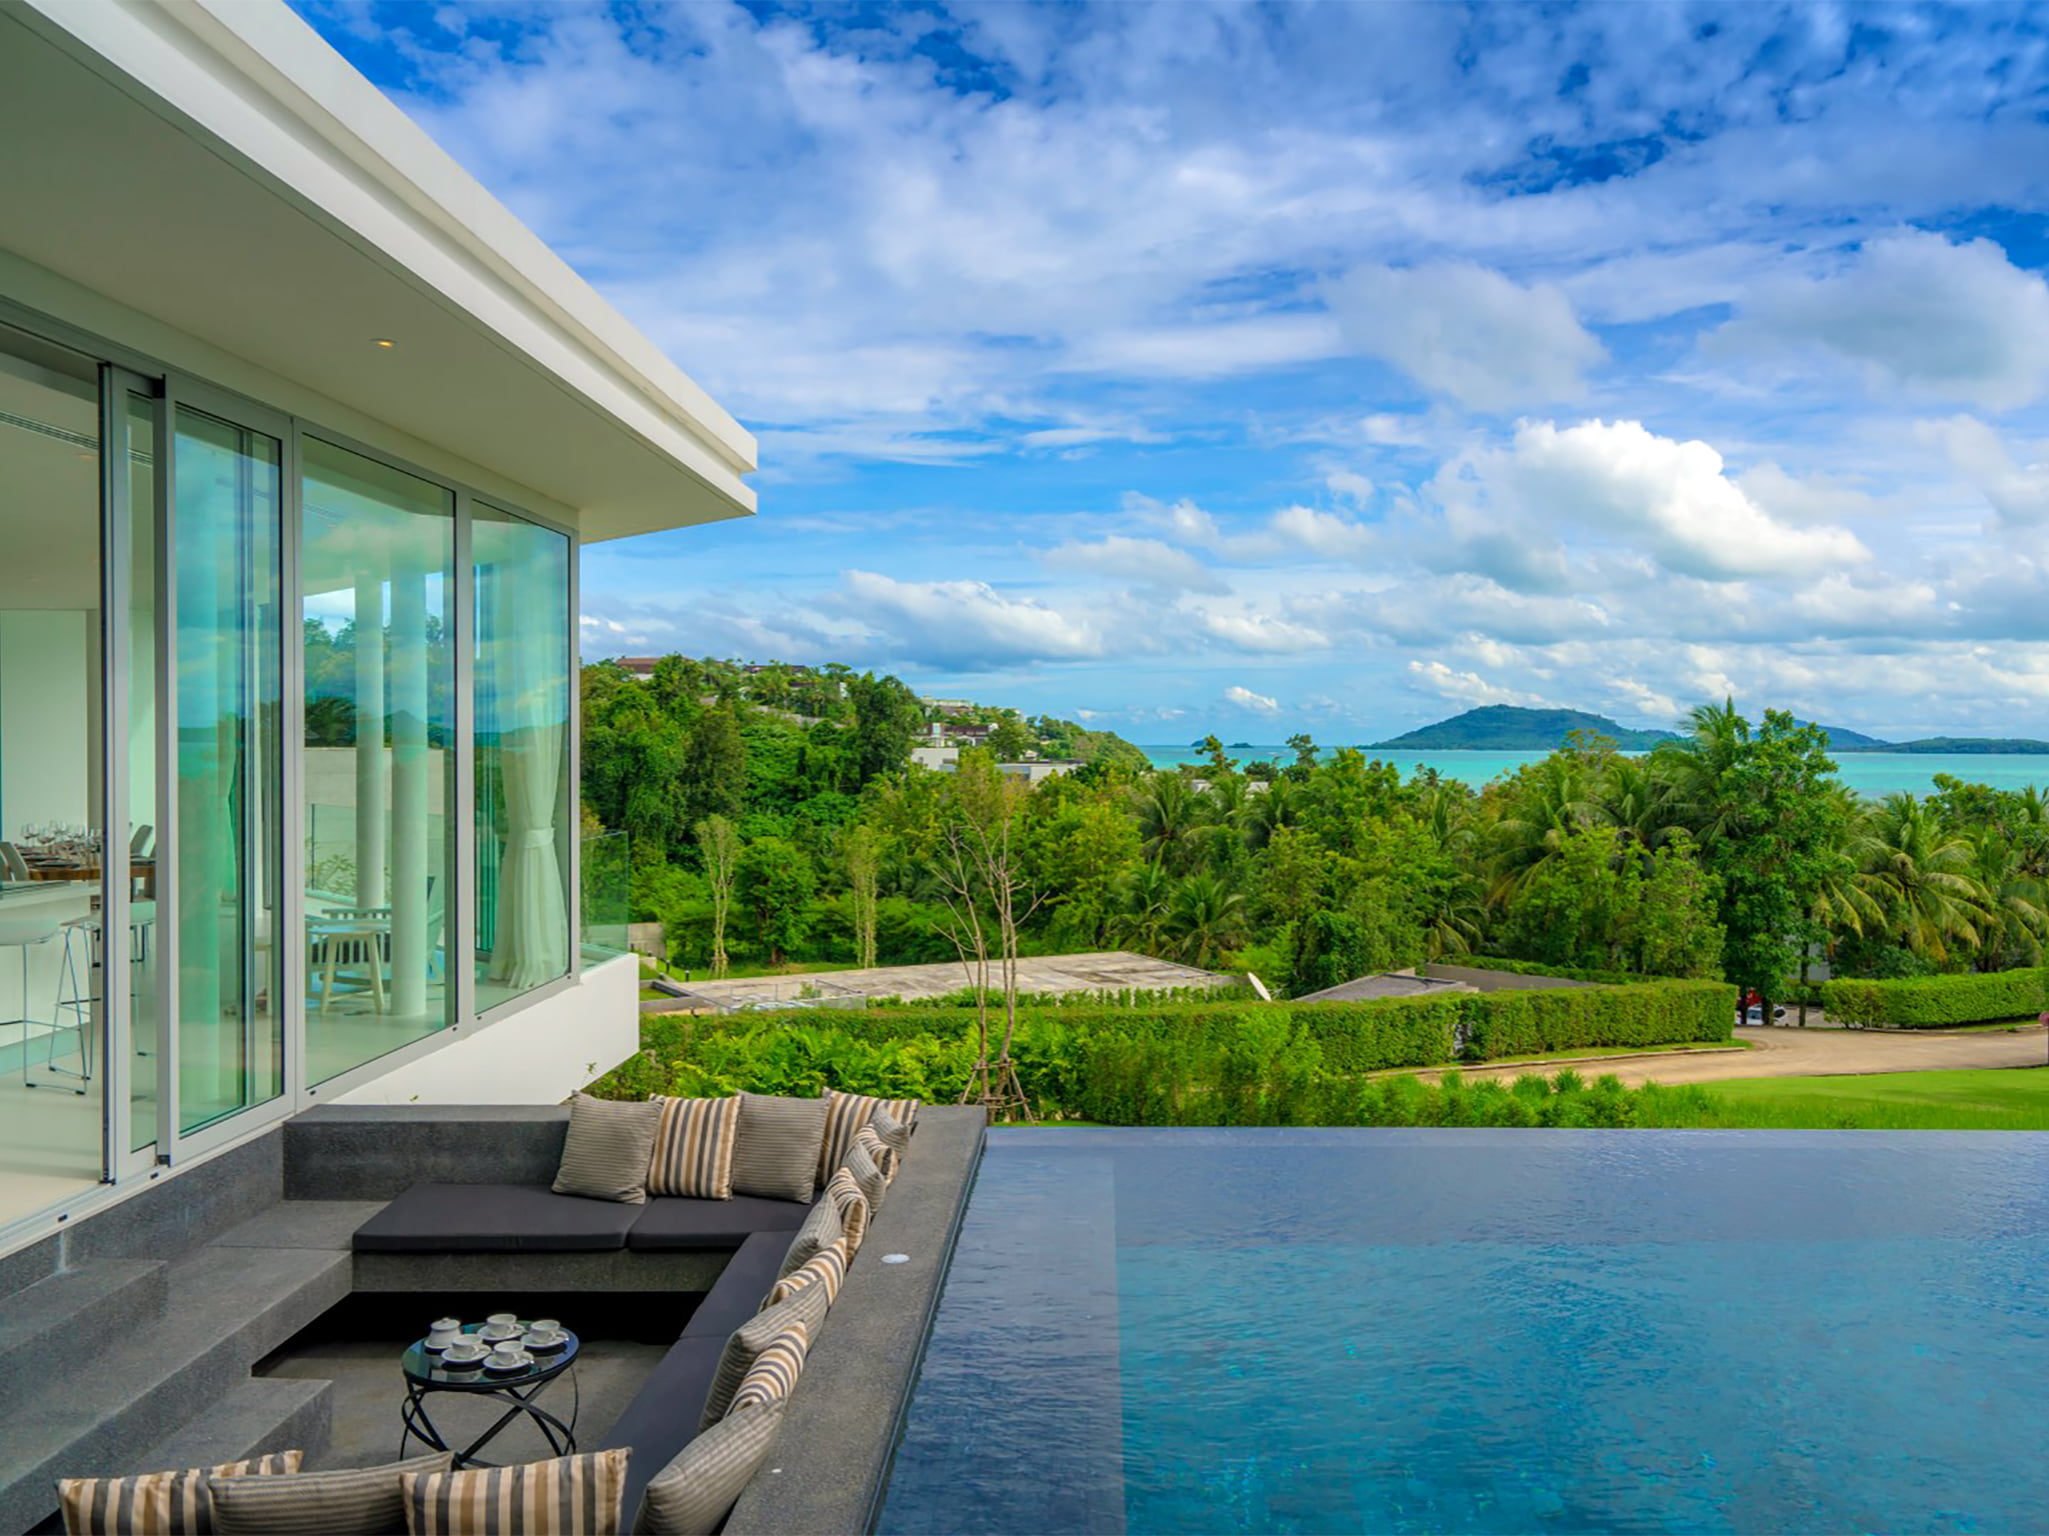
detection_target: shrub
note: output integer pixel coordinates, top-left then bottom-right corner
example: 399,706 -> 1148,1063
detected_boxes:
1821,968 -> 2049,1029
1459,980 -> 1734,1059
593,978 -> 1736,1123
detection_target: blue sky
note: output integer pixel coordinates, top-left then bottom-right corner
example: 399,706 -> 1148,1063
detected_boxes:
297,1 -> 2049,743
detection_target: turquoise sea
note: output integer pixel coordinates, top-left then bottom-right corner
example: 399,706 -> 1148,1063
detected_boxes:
1138,744 -> 2049,798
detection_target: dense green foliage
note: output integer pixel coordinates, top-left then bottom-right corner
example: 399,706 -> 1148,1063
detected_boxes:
594,979 -> 1731,1120
1820,968 -> 2049,1028
582,663 -> 2048,1017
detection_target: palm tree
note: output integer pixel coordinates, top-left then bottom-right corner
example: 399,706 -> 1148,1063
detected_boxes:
1651,698 -> 1750,843
1968,825 -> 2049,968
1488,753 -> 1603,902
1163,872 -> 1249,970
1599,754 -> 1674,851
1858,794 -> 1993,966
1111,861 -> 1175,953
1241,774 -> 1301,851
1132,771 -> 1201,873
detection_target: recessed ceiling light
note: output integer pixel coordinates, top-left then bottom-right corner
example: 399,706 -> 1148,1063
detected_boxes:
373,338 -> 396,350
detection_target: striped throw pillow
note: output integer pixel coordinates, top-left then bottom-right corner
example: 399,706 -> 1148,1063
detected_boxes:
209,1451 -> 449,1535
841,1137 -> 887,1216
727,1323 -> 811,1415
553,1093 -> 661,1204
729,1093 -> 829,1204
823,1168 -> 869,1254
815,1092 -> 920,1188
647,1096 -> 740,1199
867,1104 -> 912,1160
401,1449 -> 628,1536
763,1235 -> 849,1310
776,1192 -> 845,1282
59,1452 -> 302,1535
700,1283 -> 829,1429
853,1123 -> 899,1185
637,1399 -> 787,1536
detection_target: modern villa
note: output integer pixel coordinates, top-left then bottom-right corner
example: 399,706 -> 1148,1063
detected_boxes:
0,0 -> 753,1245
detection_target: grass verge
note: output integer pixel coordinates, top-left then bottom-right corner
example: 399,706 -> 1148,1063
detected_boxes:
1657,1066 -> 2049,1130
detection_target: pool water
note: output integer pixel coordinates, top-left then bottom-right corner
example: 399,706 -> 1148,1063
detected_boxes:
879,1130 -> 2049,1535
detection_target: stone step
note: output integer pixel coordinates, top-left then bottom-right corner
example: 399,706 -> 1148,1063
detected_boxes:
135,1375 -> 334,1472
0,1260 -> 168,1419
0,1240 -> 350,1535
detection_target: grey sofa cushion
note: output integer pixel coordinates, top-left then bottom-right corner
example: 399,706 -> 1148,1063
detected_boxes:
700,1282 -> 829,1429
554,1093 -> 661,1204
210,1452 -> 451,1535
58,1452 -> 301,1535
353,1183 -> 641,1253
776,1192 -> 845,1281
602,1334 -> 726,1526
625,1193 -> 810,1252
647,1096 -> 740,1199
729,1093 -> 828,1204
680,1231 -> 795,1341
635,1400 -> 786,1536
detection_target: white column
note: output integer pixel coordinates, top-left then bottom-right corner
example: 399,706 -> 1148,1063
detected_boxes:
388,563 -> 429,1019
352,575 -> 386,909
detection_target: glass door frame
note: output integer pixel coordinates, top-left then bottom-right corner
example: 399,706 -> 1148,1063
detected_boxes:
99,362 -> 158,1183
152,374 -> 301,1165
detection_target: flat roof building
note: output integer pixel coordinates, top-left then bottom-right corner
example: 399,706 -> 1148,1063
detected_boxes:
0,0 -> 753,1248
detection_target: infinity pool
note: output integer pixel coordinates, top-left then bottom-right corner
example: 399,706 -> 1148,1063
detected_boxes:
879,1129 -> 2049,1535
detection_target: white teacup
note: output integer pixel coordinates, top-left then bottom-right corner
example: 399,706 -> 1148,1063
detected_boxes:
530,1318 -> 561,1335
442,1342 -> 487,1366
485,1312 -> 519,1328
479,1322 -> 521,1343
486,1348 -> 530,1370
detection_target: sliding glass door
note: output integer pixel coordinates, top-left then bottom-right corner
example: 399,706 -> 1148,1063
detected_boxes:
171,404 -> 283,1134
301,437 -> 456,1083
473,505 -> 572,1013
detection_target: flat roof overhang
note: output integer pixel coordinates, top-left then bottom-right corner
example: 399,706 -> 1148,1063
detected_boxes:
0,0 -> 754,542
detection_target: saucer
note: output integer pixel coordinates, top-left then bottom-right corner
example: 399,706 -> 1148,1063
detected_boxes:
524,1330 -> 568,1353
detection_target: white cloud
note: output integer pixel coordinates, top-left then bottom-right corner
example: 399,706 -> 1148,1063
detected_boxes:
1324,261 -> 1606,411
1711,232 -> 2049,410
1325,469 -> 1374,506
1440,419 -> 1870,583
1222,684 -> 1281,715
1265,504 -> 1377,562
1041,535 -> 1227,592
1406,660 -> 1548,708
1198,610 -> 1332,654
838,570 -> 1111,667
1922,416 -> 2049,527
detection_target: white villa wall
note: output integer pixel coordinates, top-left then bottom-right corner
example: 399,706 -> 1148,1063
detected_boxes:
333,952 -> 639,1105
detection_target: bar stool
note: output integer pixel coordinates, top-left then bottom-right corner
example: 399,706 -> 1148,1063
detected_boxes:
1,914 -> 64,1088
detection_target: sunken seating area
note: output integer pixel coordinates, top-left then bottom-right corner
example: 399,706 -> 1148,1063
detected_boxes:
7,1096 -> 983,1535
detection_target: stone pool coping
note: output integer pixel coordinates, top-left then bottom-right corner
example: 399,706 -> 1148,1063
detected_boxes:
726,1105 -> 987,1535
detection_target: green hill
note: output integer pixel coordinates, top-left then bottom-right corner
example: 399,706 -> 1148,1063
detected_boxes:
1371,706 -> 1676,751
1885,736 -> 2049,755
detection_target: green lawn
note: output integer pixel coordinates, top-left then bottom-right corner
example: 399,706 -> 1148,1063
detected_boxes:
1680,1067 -> 2049,1130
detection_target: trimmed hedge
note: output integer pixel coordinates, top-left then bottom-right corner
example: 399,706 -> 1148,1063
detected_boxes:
1443,955 -> 1665,986
596,978 -> 1735,1125
1821,968 -> 2049,1029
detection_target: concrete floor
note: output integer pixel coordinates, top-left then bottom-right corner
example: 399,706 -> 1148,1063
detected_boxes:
663,949 -> 1232,1010
261,1336 -> 666,1469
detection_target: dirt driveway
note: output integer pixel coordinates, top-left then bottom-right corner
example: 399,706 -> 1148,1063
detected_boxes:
1438,1023 -> 2049,1088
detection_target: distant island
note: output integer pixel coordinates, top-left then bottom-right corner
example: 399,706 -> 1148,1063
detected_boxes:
1372,706 -> 1676,751
1369,705 -> 2049,755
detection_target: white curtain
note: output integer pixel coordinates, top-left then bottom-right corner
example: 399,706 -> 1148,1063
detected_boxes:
488,545 -> 568,988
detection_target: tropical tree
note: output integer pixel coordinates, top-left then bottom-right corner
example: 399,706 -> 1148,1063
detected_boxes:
696,814 -> 741,978
1857,793 -> 1992,966
1163,871 -> 1249,970
1132,771 -> 1202,872
735,835 -> 815,966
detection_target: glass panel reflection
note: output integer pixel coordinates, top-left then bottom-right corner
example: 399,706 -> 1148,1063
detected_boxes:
302,437 -> 454,1082
474,506 -> 571,1012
